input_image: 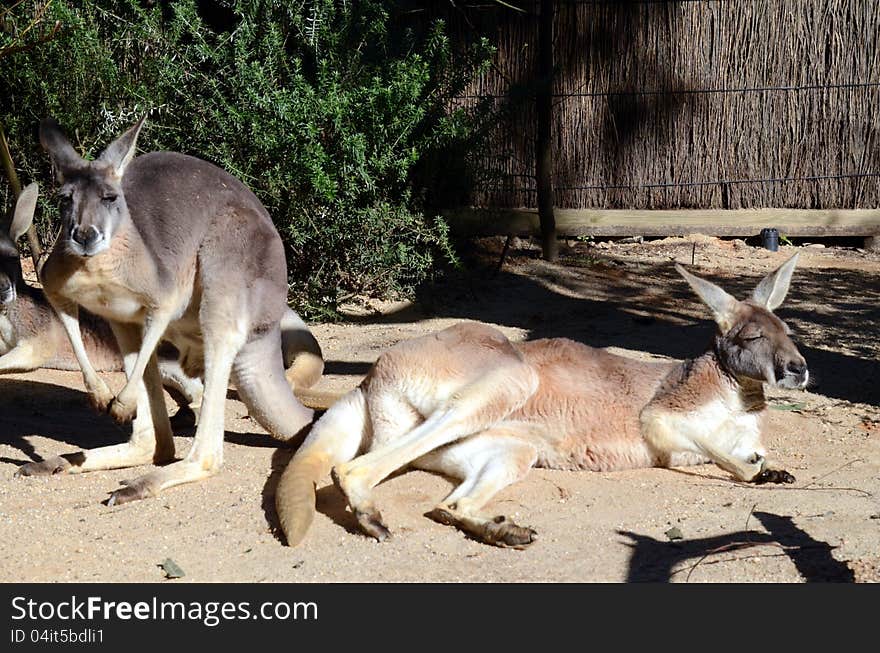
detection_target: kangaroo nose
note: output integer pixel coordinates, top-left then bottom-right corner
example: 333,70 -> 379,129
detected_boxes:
71,225 -> 100,248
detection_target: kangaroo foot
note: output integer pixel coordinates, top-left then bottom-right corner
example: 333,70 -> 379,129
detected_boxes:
106,475 -> 159,506
752,468 -> 796,484
330,466 -> 391,541
426,507 -> 537,549
353,507 -> 392,542
105,460 -> 216,506
15,455 -> 72,477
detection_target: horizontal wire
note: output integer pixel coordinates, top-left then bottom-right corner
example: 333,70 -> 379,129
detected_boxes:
452,81 -> 880,101
474,172 -> 880,192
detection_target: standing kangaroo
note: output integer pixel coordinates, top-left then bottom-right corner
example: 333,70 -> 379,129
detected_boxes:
1,183 -> 202,411
3,184 -> 322,419
16,117 -> 319,505
277,255 -> 808,549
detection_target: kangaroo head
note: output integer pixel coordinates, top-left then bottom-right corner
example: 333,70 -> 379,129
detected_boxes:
0,183 -> 39,306
675,253 -> 808,390
39,116 -> 146,258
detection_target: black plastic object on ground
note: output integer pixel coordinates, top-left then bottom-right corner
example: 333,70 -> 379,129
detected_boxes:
761,228 -> 780,251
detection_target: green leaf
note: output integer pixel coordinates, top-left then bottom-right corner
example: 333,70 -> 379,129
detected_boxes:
771,403 -> 806,411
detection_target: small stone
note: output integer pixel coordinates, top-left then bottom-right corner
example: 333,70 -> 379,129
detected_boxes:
158,558 -> 185,579
665,526 -> 683,541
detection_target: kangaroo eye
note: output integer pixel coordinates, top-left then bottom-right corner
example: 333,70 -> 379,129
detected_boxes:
741,331 -> 762,341
101,195 -> 118,204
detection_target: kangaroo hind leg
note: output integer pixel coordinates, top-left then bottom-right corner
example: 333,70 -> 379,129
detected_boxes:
332,362 -> 538,541
329,389 -> 422,542
104,324 -> 244,505
419,429 -> 538,549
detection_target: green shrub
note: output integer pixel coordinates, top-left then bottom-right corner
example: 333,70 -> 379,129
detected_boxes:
0,0 -> 494,316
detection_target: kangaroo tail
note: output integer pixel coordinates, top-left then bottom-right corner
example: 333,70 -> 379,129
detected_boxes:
293,388 -> 346,411
280,308 -> 324,390
276,387 -> 368,547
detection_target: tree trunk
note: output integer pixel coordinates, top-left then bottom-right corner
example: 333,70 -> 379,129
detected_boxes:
536,0 -> 557,261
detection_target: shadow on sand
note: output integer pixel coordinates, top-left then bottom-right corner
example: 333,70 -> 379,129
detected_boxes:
620,511 -> 854,582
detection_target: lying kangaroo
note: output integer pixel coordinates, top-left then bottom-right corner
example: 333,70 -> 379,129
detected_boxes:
16,117 -> 319,505
277,254 -> 808,548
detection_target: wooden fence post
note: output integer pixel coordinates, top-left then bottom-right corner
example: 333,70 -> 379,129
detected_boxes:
536,0 -> 558,261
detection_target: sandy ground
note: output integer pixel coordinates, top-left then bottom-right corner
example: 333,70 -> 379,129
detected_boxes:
0,235 -> 878,583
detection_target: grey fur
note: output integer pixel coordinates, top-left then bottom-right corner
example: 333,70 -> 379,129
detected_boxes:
17,118 -> 320,503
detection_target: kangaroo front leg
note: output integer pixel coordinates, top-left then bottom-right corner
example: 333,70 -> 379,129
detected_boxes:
105,332 -> 243,505
332,364 -> 538,540
643,412 -> 793,483
16,323 -> 173,479
52,301 -> 113,412
108,310 -> 175,423
690,437 -> 797,484
720,431 -> 795,485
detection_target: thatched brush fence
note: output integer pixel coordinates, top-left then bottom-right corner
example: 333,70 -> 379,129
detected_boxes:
426,1 -> 880,213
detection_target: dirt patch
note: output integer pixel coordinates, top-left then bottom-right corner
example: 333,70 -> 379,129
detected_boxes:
1,236 -> 878,582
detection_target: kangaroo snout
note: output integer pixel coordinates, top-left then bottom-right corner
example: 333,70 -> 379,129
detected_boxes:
69,224 -> 105,256
780,359 -> 809,389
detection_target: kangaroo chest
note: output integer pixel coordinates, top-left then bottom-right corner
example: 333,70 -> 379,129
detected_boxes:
58,265 -> 146,324
670,399 -> 761,444
640,394 -> 765,464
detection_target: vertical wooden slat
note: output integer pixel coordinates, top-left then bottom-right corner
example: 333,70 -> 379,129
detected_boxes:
536,0 -> 557,260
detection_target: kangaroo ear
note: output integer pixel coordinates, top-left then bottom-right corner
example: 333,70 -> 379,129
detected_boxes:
675,263 -> 738,331
9,183 -> 38,242
98,115 -> 147,178
39,118 -> 83,182
752,252 -> 799,311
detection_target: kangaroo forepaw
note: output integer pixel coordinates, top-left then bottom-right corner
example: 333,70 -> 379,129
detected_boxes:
105,476 -> 157,506
107,396 -> 137,423
87,386 -> 114,414
15,456 -> 72,477
752,469 -> 796,485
